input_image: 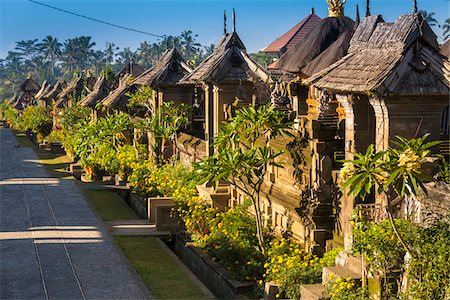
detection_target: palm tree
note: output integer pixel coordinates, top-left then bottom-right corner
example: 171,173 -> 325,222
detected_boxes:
105,42 -> 119,65
14,39 -> 39,61
419,10 -> 439,27
137,42 -> 152,68
443,18 -> 450,41
204,43 -> 215,56
180,30 -> 201,59
37,35 -> 62,76
76,36 -> 96,68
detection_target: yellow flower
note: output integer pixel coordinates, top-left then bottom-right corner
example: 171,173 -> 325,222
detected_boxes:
275,294 -> 280,298
347,283 -> 353,289
258,280 -> 263,285
336,277 -> 342,284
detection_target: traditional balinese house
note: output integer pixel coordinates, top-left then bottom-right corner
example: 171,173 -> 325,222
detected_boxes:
54,74 -> 92,109
115,57 -> 145,79
263,8 -> 322,62
39,80 -> 66,108
305,13 -> 450,248
99,73 -> 138,114
134,48 -> 193,113
270,4 -> 355,119
35,80 -> 53,107
441,40 -> 450,58
180,18 -> 271,157
18,75 -> 41,108
79,76 -> 111,120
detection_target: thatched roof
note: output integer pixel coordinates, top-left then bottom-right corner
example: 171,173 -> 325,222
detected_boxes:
20,77 -> 40,93
35,80 -> 53,100
301,29 -> 354,77
181,31 -> 270,85
306,14 -> 450,96
116,61 -> 145,78
100,74 -> 136,108
134,48 -> 192,87
441,40 -> 450,58
273,16 -> 355,76
54,75 -> 86,108
79,76 -> 110,108
42,80 -> 66,102
263,9 -> 322,53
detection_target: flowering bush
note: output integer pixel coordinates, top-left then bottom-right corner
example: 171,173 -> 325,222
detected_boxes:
20,106 -> 52,142
175,199 -> 266,281
264,239 -> 322,299
1,103 -> 21,129
324,274 -> 366,299
128,161 -> 199,199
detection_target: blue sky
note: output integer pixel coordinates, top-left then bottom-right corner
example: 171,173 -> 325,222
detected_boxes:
1,0 -> 449,58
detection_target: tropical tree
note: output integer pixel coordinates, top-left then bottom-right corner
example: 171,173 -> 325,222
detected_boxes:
14,39 -> 39,61
105,42 -> 119,65
195,103 -> 293,253
339,134 -> 440,255
443,18 -> 450,41
180,30 -> 201,59
418,10 -> 439,28
37,36 -> 62,76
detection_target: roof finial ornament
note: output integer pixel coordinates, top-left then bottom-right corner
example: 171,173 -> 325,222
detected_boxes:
311,7 -> 315,14
413,0 -> 417,13
366,0 -> 370,17
224,9 -> 227,34
355,4 -> 360,28
326,0 -> 346,17
232,8 -> 236,32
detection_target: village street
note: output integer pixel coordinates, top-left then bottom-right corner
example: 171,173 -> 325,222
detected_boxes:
0,127 -> 151,299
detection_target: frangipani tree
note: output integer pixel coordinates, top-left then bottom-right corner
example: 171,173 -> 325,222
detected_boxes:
195,103 -> 293,253
339,134 -> 440,255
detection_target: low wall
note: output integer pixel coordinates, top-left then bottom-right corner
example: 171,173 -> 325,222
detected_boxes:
173,234 -> 254,299
127,193 -> 148,219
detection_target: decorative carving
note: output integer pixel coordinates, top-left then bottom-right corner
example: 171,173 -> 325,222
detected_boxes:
326,0 -> 346,17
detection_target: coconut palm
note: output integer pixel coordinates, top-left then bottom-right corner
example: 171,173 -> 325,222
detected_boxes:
443,18 -> 450,41
180,30 -> 201,59
419,10 -> 439,27
37,35 -> 62,76
105,42 -> 119,65
14,39 -> 39,61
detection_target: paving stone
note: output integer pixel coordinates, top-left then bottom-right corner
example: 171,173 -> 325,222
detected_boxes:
0,128 -> 151,299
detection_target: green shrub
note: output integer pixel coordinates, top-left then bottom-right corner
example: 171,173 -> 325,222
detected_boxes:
264,239 -> 321,299
20,106 -> 52,142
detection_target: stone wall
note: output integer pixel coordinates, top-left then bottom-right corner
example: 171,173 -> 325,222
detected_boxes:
127,193 -> 147,219
173,234 -> 254,299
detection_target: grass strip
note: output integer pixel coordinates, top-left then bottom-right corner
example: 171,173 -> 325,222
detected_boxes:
114,236 -> 210,300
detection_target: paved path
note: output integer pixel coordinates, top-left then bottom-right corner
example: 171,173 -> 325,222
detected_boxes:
0,128 -> 151,299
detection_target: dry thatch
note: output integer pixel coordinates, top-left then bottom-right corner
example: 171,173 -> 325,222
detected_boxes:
20,77 -> 40,93
35,80 -> 53,100
441,40 -> 450,58
100,74 -> 137,108
54,75 -> 86,108
134,48 -> 192,87
79,76 -> 110,108
116,62 -> 145,78
42,80 -> 66,102
274,16 -> 355,75
306,14 -> 450,96
181,31 -> 270,85
301,29 -> 354,77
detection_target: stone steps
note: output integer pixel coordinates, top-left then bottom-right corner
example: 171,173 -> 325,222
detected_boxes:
300,284 -> 329,300
299,251 -> 364,300
322,266 -> 362,286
